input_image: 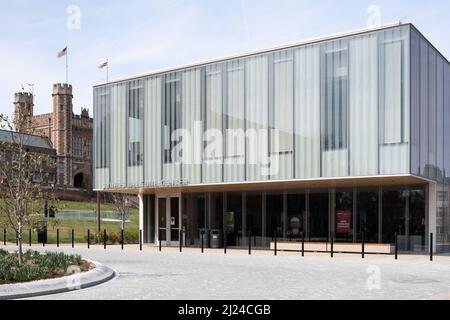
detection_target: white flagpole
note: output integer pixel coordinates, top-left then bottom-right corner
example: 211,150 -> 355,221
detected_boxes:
66,46 -> 69,84
106,59 -> 109,83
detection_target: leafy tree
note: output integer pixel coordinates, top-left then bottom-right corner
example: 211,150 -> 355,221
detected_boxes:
0,107 -> 58,265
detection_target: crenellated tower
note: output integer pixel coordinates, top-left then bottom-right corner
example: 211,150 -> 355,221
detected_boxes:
13,92 -> 34,133
52,83 -> 74,187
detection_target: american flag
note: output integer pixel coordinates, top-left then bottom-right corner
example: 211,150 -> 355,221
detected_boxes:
98,61 -> 108,69
57,47 -> 67,58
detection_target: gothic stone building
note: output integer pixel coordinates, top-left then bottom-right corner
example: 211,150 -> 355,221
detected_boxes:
14,84 -> 93,199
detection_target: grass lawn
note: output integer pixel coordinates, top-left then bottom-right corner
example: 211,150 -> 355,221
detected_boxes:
1,200 -> 140,245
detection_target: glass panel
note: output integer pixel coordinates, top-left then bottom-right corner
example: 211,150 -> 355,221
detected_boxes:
321,42 -> 349,151
294,45 -> 321,179
381,40 -> 403,144
128,80 -> 144,167
170,197 -> 180,242
184,193 -> 206,246
266,193 -> 284,240
246,193 -> 263,246
209,193 -> 223,230
409,187 -> 426,252
287,193 -> 306,240
225,193 -> 243,246
164,74 -> 182,164
224,60 -> 245,182
356,189 -> 379,243
272,50 -> 294,154
382,189 -> 406,244
309,192 -> 329,241
97,87 -> 111,169
143,195 -> 155,244
158,198 -> 167,241
335,190 -> 353,242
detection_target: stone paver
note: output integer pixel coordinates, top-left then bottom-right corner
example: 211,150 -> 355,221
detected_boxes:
2,245 -> 450,300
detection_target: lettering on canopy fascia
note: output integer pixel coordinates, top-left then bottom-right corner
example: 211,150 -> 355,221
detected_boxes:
104,179 -> 190,190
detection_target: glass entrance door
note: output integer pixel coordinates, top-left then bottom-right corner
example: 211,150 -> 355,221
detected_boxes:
157,195 -> 181,246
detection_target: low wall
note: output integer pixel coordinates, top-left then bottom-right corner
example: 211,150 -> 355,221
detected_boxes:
54,189 -> 95,202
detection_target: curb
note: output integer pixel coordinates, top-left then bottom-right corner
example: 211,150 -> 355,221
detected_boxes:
0,260 -> 116,300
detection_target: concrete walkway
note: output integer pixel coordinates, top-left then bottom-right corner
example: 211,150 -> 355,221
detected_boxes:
1,243 -> 450,300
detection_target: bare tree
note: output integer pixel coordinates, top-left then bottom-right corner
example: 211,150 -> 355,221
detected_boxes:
0,107 -> 57,265
111,193 -> 131,231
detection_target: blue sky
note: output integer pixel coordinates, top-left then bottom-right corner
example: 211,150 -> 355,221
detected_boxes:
0,0 -> 449,117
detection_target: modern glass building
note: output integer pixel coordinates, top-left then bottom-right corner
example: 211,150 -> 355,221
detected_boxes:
93,23 -> 450,253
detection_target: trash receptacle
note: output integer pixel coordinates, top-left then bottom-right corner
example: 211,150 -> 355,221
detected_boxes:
210,229 -> 222,248
37,221 -> 48,244
199,228 -> 210,248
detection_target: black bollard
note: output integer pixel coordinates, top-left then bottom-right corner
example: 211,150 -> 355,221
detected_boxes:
430,233 -> 434,262
57,229 -> 59,248
362,232 -> 365,259
179,230 -> 182,253
302,232 -> 305,257
274,231 -> 278,256
201,231 -> 204,253
121,229 -> 124,251
248,231 -> 252,255
395,232 -> 398,260
3,229 -> 6,246
72,229 -> 75,248
16,231 -> 18,246
159,229 -> 162,252
29,229 -> 32,247
103,229 -> 107,250
331,233 -> 334,258
87,230 -> 90,249
140,230 -> 143,251
224,231 -> 227,255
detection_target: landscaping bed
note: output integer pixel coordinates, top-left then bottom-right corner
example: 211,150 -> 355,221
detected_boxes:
0,249 -> 93,285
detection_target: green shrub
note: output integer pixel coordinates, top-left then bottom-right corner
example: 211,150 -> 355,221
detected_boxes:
0,250 -> 85,283
107,231 -> 118,245
124,230 -> 139,244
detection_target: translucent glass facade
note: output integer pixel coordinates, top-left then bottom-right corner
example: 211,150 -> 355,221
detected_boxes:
410,28 -> 450,250
94,25 -> 415,189
93,24 -> 450,252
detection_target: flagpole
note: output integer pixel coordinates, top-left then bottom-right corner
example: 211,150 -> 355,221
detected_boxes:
66,46 -> 69,84
106,59 -> 109,83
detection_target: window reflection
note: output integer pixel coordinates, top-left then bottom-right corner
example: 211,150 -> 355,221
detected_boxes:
164,74 -> 182,164
287,193 -> 306,240
309,192 -> 329,241
335,190 -> 353,242
128,80 -> 144,167
321,42 -> 349,151
356,190 -> 379,243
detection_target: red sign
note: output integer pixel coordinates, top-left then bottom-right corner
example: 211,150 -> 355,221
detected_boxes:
336,210 -> 352,234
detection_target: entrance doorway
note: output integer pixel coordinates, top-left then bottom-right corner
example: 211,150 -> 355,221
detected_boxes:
74,172 -> 85,188
156,195 -> 182,247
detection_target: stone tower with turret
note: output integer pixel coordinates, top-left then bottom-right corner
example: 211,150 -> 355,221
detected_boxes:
13,92 -> 34,133
52,83 -> 73,187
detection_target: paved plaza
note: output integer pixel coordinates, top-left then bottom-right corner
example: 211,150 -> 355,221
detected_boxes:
3,245 -> 450,300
